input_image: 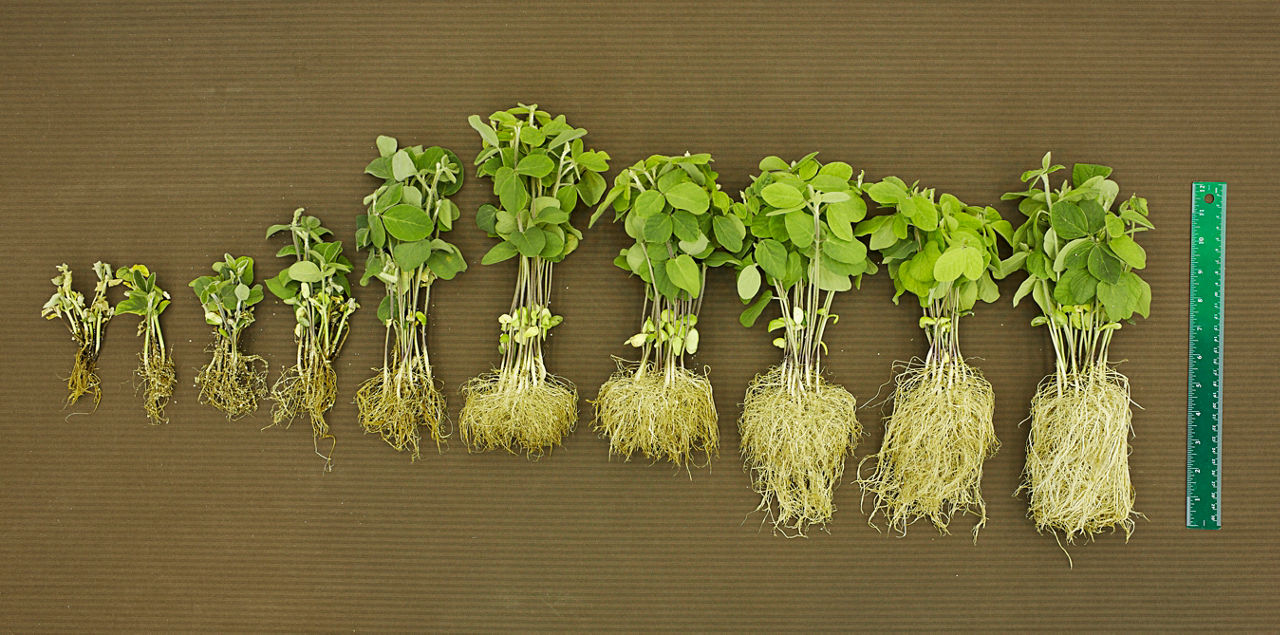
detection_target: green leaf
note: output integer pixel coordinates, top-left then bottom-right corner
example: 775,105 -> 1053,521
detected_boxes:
739,289 -> 773,327
866,180 -> 908,205
1079,199 -> 1106,234
761,182 -> 804,209
495,168 -> 528,213
1087,245 -> 1124,283
815,258 -> 852,292
477,204 -> 498,235
737,264 -> 761,300
481,241 -> 519,265
265,224 -> 292,238
392,150 -> 416,181
1105,213 -> 1125,238
392,239 -> 433,271
634,189 -> 665,217
785,211 -> 815,248
578,170 -> 606,205
516,153 -> 555,178
824,236 -> 867,264
758,156 -> 790,172
376,135 -> 398,157
713,215 -> 746,252
1049,201 -> 1090,240
671,211 -> 700,242
381,204 -> 434,242
1054,237 -> 1095,272
1072,163 -> 1112,188
547,128 -> 586,149
511,227 -> 546,257
287,261 -> 322,283
665,255 -> 701,298
468,114 -> 499,147
1109,235 -> 1147,269
575,151 -> 608,172
642,213 -> 673,243
754,239 -> 788,280
265,271 -> 295,300
519,126 -> 545,146
664,182 -> 710,214
934,246 -> 982,282
234,283 -> 250,302
1053,268 -> 1098,305
426,248 -> 467,280
1011,276 -> 1036,307
364,156 -> 392,180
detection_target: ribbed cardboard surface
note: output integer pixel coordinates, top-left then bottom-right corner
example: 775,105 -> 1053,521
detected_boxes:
2,1 -> 1277,629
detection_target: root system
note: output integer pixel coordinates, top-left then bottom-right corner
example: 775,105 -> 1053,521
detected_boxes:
66,344 -> 103,409
355,370 -> 448,461
270,361 -> 339,470
593,362 -> 718,467
739,364 -> 861,536
1019,366 -> 1138,544
137,349 -> 175,425
459,372 -> 577,458
858,358 -> 998,538
195,335 -> 268,421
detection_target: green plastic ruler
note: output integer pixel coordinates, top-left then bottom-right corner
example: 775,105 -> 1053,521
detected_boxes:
1187,182 -> 1225,530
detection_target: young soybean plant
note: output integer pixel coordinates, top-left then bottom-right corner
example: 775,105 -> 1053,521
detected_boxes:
189,254 -> 268,420
855,178 -> 1008,538
41,261 -> 119,408
355,136 -> 467,460
462,103 -> 610,457
265,208 -> 359,470
587,152 -> 738,467
732,153 -> 874,535
114,265 -> 175,424
1003,153 -> 1153,545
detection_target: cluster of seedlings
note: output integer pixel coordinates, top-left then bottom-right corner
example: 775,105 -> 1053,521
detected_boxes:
42,261 -> 119,408
460,104 -> 610,457
588,152 -> 731,467
190,254 -> 268,420
355,135 -> 467,460
114,265 -> 176,424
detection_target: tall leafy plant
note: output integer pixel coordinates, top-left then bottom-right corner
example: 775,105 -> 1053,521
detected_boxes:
265,208 -> 359,470
355,136 -> 467,460
587,152 -> 735,467
731,153 -> 873,534
460,104 -> 609,457
1003,153 -> 1152,545
855,179 -> 1007,537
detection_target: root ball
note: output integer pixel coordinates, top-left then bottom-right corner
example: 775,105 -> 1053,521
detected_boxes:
459,372 -> 577,458
739,365 -> 861,535
355,371 -> 449,461
195,337 -> 268,421
592,363 -> 718,467
137,350 -> 175,425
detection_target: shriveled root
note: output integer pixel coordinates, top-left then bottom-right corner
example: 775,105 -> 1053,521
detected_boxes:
65,344 -> 103,409
592,363 -> 718,468
857,359 -> 998,538
1018,367 -> 1139,544
270,361 -> 339,470
459,372 -> 577,458
739,365 -> 861,536
195,337 -> 268,421
137,351 -> 175,425
355,371 -> 449,461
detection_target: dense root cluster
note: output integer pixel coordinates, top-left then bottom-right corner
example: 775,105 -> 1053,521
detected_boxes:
137,350 -> 175,425
1019,367 -> 1138,543
195,336 -> 267,421
270,361 -> 339,469
459,372 -> 577,458
593,363 -> 718,468
739,365 -> 861,536
66,344 -> 103,409
858,359 -> 998,538
355,372 -> 448,461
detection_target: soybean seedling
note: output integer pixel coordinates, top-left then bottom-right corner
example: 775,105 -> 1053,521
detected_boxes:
462,103 -> 610,457
355,136 -> 467,460
731,153 -> 874,535
265,208 -> 359,470
1003,152 -> 1153,546
587,152 -> 739,467
855,178 -> 1009,538
113,265 -> 175,424
41,261 -> 119,408
190,254 -> 268,420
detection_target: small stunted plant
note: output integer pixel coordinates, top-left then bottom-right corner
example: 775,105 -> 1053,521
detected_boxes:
461,103 -> 610,457
190,254 -> 268,420
1003,153 -> 1152,545
587,152 -> 737,467
265,208 -> 359,470
355,135 -> 467,460
731,153 -> 874,535
855,178 -> 1008,537
42,261 -> 119,408
113,265 -> 175,424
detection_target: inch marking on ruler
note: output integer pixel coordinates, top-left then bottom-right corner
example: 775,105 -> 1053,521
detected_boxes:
1187,182 -> 1224,530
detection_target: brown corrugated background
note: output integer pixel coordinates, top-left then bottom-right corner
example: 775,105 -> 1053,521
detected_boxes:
2,1 -> 1278,630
